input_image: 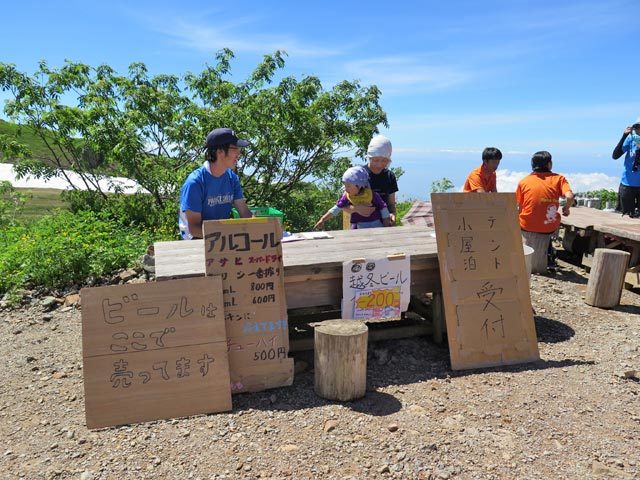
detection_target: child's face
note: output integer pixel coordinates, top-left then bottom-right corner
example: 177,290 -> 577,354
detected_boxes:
344,182 -> 361,195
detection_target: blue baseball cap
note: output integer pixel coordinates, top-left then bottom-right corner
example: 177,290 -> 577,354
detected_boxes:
205,128 -> 250,149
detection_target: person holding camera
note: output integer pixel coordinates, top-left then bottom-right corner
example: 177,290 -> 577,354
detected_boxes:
612,118 -> 640,217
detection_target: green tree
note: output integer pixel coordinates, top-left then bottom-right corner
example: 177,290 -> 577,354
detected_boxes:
0,51 -> 388,228
431,177 -> 454,193
578,189 -> 617,209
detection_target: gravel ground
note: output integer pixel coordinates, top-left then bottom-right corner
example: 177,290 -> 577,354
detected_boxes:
1,259 -> 639,480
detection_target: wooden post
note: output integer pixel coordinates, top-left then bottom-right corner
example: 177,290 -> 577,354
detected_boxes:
521,231 -> 550,274
432,291 -> 445,344
342,210 -> 351,230
314,320 -> 368,401
585,248 -> 630,308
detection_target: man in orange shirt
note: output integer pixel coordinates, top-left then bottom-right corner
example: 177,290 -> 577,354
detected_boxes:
516,151 -> 574,272
463,147 -> 502,192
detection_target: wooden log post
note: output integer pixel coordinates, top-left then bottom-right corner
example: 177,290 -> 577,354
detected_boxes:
432,291 -> 445,344
585,248 -> 630,308
521,231 -> 551,274
314,320 -> 368,401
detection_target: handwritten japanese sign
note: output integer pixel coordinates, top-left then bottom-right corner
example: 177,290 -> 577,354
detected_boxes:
81,276 -> 231,429
431,193 -> 539,370
203,217 -> 294,393
341,255 -> 411,322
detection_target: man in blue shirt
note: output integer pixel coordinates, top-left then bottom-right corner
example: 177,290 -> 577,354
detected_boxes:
179,128 -> 253,239
612,117 -> 640,217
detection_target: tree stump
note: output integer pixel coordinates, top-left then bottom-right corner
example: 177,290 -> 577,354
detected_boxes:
314,320 -> 368,401
585,248 -> 630,308
521,231 -> 551,274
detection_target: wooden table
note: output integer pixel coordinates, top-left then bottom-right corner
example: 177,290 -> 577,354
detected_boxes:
561,207 -> 638,231
155,225 -> 441,310
560,207 -> 640,286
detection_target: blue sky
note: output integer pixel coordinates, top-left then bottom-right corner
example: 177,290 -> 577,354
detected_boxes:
1,0 -> 639,199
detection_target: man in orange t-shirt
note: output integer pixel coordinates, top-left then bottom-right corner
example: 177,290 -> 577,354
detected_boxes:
463,147 -> 502,192
516,151 -> 574,233
516,151 -> 574,272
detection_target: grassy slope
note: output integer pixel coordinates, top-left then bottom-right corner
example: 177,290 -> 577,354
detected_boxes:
0,119 -> 77,165
16,188 -> 68,220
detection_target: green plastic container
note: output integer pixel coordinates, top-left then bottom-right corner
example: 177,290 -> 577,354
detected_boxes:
231,206 -> 284,222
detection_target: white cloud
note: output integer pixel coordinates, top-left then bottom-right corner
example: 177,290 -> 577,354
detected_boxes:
157,18 -> 343,58
562,172 -> 619,193
343,57 -> 471,93
393,102 -> 640,131
395,147 -> 530,156
496,169 -> 618,193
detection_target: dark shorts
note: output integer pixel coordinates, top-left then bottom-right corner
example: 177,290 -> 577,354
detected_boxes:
618,183 -> 640,216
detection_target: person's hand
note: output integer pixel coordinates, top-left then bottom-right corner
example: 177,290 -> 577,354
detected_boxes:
625,126 -> 633,135
562,205 -> 570,216
389,213 -> 396,225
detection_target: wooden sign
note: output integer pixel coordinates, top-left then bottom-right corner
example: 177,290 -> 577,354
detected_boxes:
431,193 -> 539,370
203,217 -> 294,393
81,276 -> 232,429
341,254 -> 411,322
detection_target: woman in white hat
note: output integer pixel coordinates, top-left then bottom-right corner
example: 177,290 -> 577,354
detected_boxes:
363,135 -> 398,224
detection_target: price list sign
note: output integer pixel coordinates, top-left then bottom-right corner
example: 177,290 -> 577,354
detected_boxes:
342,254 -> 411,322
81,276 -> 232,429
203,217 -> 294,393
431,193 -> 539,370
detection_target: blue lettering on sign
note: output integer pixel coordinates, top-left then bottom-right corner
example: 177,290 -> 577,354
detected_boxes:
242,319 -> 288,334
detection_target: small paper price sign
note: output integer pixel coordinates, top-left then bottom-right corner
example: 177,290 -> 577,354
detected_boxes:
342,255 -> 410,322
353,287 -> 401,320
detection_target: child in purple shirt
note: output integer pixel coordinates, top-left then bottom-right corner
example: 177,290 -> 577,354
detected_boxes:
314,166 -> 391,229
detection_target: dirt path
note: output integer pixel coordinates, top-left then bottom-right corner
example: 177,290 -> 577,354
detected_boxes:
1,260 -> 638,480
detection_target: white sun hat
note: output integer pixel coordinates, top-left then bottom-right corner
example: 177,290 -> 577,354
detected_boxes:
366,135 -> 392,160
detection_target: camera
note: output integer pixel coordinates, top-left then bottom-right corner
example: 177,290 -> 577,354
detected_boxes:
633,148 -> 640,172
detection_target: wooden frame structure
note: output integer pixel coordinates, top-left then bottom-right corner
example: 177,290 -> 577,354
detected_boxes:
155,225 -> 445,342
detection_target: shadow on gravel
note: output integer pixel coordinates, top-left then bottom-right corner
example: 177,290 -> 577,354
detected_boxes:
447,358 -> 596,379
347,391 -> 402,416
539,267 -> 588,285
233,335 -> 595,413
232,368 -> 403,416
613,304 -> 640,315
534,315 -> 575,343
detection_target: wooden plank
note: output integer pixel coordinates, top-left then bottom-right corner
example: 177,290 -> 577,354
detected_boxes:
285,257 -> 440,309
431,192 -> 539,370
202,217 -> 294,393
561,207 -> 638,231
289,322 -> 432,352
156,226 -> 437,279
155,226 -> 441,311
81,277 -> 231,429
596,223 -> 640,243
